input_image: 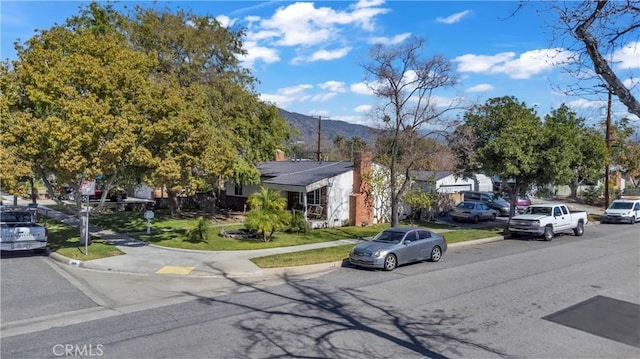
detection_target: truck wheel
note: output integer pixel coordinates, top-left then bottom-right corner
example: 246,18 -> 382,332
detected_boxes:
573,221 -> 584,236
543,226 -> 554,241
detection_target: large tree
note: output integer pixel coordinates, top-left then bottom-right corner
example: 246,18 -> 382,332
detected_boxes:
452,96 -> 544,215
361,36 -> 459,226
4,15 -> 157,242
541,104 -> 608,197
124,7 -> 291,215
548,0 -> 640,117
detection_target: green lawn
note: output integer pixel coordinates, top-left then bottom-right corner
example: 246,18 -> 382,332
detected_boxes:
45,221 -> 124,260
40,207 -> 506,264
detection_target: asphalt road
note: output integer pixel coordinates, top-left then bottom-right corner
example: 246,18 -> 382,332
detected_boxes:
0,251 -> 98,323
1,223 -> 638,358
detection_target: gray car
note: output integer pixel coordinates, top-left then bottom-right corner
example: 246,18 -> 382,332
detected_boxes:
349,227 -> 447,271
450,200 -> 497,223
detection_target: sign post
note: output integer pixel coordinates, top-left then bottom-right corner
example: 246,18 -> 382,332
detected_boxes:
144,210 -> 154,234
80,179 -> 96,255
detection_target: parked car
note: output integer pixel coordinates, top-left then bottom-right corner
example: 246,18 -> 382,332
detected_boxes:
450,201 -> 497,223
503,194 -> 532,213
508,203 -> 587,241
0,206 -> 48,253
349,227 -> 447,271
461,191 -> 510,216
601,198 -> 640,224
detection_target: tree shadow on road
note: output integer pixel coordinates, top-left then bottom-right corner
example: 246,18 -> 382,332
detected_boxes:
182,267 -> 509,359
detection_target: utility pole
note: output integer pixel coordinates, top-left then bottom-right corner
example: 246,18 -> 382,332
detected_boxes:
605,90 -> 612,209
316,115 -> 322,161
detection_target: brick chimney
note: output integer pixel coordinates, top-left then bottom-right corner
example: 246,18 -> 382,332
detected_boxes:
350,151 -> 374,226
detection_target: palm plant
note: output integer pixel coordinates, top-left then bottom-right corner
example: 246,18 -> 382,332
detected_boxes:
245,187 -> 290,242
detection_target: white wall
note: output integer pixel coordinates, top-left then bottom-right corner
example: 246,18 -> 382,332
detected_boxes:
474,174 -> 493,192
324,170 -> 353,227
134,184 -> 154,200
437,175 -> 474,193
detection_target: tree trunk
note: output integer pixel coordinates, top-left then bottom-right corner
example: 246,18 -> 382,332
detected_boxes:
569,183 -> 579,198
167,190 -> 181,217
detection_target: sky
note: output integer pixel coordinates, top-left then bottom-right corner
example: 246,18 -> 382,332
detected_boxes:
1,0 -> 639,129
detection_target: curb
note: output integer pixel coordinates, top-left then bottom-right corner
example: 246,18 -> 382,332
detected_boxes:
47,235 -> 507,278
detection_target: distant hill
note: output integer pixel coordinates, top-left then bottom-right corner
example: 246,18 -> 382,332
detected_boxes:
278,108 -> 378,145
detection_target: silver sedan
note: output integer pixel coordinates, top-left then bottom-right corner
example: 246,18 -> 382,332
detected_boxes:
349,227 -> 447,271
450,200 -> 497,223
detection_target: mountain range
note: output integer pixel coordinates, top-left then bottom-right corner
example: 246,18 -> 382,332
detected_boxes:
278,108 -> 378,146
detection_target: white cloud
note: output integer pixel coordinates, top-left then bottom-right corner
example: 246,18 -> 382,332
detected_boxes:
436,10 -> 471,24
240,41 -> 280,68
318,81 -> 346,92
354,0 -> 386,9
354,104 -> 373,113
259,84 -> 313,107
623,77 -> 640,88
311,93 -> 337,102
332,115 -> 376,126
566,98 -> 606,109
350,82 -> 375,95
613,41 -> 640,69
246,0 -> 388,50
293,47 -> 352,64
368,32 -> 411,45
454,52 -> 515,73
215,15 -> 235,28
466,84 -> 494,92
454,48 -> 573,79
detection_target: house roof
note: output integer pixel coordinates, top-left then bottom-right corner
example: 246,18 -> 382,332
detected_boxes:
258,160 -> 354,188
411,171 -> 455,182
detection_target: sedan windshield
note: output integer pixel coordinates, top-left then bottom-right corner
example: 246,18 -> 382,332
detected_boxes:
373,230 -> 405,243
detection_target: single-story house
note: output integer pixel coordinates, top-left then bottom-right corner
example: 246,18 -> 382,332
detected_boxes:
411,171 -> 493,193
223,151 -> 377,228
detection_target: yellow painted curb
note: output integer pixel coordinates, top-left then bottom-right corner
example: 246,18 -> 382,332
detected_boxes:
156,266 -> 195,275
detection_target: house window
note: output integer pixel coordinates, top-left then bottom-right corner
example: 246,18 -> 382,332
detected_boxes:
234,185 -> 243,196
301,188 -> 322,206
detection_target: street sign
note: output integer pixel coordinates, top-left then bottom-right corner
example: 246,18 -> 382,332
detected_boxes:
81,180 -> 96,196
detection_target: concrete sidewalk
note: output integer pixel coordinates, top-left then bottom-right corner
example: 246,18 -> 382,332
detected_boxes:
4,196 -> 505,279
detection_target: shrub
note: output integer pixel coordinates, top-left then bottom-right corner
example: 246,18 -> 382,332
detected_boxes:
581,185 -> 602,205
186,217 -> 211,242
288,211 -> 307,233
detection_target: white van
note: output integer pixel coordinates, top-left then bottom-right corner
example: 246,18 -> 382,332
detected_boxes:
601,199 -> 640,224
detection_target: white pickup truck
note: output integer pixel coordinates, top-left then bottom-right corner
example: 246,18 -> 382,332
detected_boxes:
0,206 -> 48,252
508,203 -> 588,241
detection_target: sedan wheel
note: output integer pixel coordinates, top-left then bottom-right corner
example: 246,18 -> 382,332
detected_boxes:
383,254 -> 397,271
490,213 -> 496,221
473,215 -> 479,223
429,246 -> 442,262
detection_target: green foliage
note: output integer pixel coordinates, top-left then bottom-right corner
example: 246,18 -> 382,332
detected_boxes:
288,210 -> 308,233
186,217 -> 211,242
245,187 -> 290,242
402,188 -> 433,223
542,104 -> 607,196
581,185 -> 602,205
456,96 -> 544,200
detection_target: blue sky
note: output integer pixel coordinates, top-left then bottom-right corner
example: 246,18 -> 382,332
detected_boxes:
2,0 -> 639,128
